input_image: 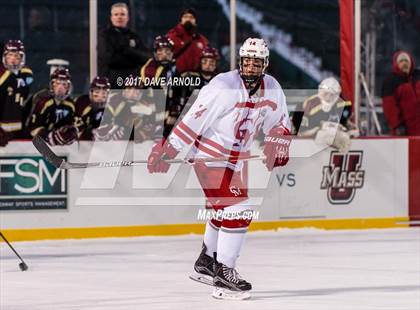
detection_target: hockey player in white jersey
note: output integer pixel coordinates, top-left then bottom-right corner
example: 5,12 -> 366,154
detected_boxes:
147,38 -> 291,300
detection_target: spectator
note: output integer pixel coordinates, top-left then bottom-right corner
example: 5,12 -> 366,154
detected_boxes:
382,50 -> 420,135
98,2 -> 150,88
0,40 -> 33,146
167,8 -> 208,73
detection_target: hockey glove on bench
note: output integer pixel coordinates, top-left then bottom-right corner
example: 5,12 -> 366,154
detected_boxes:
48,125 -> 78,146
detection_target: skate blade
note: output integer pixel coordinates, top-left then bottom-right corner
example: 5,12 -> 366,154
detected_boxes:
212,287 -> 251,300
189,273 -> 214,287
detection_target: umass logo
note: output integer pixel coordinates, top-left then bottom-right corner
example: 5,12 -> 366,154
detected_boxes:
320,151 -> 365,204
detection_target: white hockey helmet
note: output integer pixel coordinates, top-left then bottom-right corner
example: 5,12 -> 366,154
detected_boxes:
239,38 -> 269,83
319,77 -> 341,94
318,77 -> 341,111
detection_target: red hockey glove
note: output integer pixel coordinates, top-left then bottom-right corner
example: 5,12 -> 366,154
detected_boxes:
147,138 -> 179,173
263,126 -> 291,171
48,125 -> 78,146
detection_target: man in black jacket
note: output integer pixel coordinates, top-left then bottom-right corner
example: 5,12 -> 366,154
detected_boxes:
98,2 -> 150,88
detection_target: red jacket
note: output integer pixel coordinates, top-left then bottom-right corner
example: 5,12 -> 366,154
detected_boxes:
381,51 -> 420,135
167,24 -> 208,73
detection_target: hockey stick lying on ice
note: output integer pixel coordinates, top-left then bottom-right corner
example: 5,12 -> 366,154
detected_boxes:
32,135 -> 264,170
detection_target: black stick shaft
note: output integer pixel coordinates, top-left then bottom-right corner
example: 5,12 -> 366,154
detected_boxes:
0,232 -> 27,264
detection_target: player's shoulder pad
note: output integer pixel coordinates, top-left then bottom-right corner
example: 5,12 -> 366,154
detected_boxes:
107,95 -> 127,114
62,99 -> 76,112
75,94 -> 90,107
336,100 -> 352,108
21,66 -> 33,75
141,58 -> 153,70
302,94 -> 319,109
306,96 -> 323,115
74,94 -> 92,116
36,95 -> 53,106
262,74 -> 286,106
263,73 -> 282,89
0,65 -> 11,86
37,97 -> 55,114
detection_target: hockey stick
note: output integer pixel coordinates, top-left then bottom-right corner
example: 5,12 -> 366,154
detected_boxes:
0,232 -> 28,271
32,135 -> 264,169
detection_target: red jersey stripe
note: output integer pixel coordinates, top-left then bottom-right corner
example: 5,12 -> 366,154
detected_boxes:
179,121 -> 198,140
194,140 -> 225,158
173,127 -> 193,144
198,136 -> 247,157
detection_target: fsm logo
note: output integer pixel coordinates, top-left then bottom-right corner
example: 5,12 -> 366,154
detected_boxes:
0,156 -> 67,210
320,151 -> 365,204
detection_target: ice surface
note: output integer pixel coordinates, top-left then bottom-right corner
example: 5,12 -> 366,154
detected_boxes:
1,228 -> 419,310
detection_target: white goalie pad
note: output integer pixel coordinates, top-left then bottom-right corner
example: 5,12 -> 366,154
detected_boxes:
333,129 -> 351,153
315,121 -> 351,153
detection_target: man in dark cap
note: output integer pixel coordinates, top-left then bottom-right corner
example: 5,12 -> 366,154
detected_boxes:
167,8 -> 209,73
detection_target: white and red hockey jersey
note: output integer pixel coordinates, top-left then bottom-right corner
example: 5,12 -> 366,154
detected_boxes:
168,70 -> 291,170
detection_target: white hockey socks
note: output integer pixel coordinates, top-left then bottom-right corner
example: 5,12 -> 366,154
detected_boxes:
216,202 -> 253,268
217,228 -> 247,268
203,220 -> 220,257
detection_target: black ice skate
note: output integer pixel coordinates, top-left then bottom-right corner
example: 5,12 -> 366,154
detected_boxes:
189,243 -> 215,287
212,256 -> 252,300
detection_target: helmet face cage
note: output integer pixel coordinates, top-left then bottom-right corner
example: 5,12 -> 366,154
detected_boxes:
238,38 -> 269,84
318,77 -> 341,107
90,76 -> 111,105
200,47 -> 219,75
3,40 -> 25,71
153,35 -> 174,64
122,74 -> 142,102
50,68 -> 72,101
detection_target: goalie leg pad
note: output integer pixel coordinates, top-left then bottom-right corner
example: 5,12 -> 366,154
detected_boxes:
333,129 -> 351,153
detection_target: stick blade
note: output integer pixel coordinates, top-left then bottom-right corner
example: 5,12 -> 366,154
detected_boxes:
32,135 -> 64,169
19,262 -> 28,271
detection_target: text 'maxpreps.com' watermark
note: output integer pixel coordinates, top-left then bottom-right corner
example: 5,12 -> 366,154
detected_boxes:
196,209 -> 260,221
